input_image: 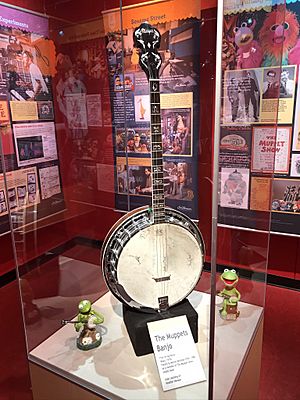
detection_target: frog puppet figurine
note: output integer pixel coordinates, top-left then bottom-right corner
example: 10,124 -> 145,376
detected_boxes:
218,269 -> 241,320
62,299 -> 104,350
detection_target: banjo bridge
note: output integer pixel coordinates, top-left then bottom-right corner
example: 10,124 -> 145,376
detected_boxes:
152,275 -> 171,282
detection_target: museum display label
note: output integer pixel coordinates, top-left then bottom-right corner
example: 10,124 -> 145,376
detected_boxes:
147,315 -> 206,391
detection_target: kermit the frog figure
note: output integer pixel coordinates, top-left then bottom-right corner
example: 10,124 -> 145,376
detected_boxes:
75,300 -> 104,350
218,268 -> 241,320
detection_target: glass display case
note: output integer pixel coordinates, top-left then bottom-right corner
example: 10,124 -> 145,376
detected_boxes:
0,0 -> 294,398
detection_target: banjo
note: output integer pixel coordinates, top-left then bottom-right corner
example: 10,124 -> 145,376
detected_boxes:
101,22 -> 205,312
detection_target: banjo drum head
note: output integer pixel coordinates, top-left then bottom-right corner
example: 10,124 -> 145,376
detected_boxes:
102,207 -> 204,311
117,222 -> 203,310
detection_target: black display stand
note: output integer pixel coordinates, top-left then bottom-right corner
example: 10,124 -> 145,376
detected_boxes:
123,299 -> 198,356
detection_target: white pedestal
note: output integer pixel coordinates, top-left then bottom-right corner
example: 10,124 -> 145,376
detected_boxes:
29,291 -> 263,400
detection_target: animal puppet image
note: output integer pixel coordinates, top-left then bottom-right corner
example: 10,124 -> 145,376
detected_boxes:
234,18 -> 263,69
289,29 -> 300,65
259,7 -> 300,66
222,36 -> 236,70
223,170 -> 247,206
222,16 -> 238,70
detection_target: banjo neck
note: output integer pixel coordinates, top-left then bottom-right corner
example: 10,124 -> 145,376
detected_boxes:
149,78 -> 165,224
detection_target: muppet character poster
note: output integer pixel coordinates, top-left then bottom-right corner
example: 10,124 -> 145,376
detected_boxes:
223,4 -> 300,70
219,1 -> 300,236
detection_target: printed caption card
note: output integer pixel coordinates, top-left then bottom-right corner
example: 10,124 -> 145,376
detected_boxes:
147,315 -> 206,391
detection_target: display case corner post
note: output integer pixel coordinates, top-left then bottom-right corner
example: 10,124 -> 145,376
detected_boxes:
208,0 -> 225,398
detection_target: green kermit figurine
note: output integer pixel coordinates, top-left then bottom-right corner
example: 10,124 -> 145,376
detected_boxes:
218,269 -> 241,320
74,300 -> 104,350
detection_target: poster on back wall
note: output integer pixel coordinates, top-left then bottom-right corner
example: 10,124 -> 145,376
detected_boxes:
53,18 -> 114,206
0,3 -> 65,236
103,1 -> 202,220
251,126 -> 291,174
219,0 -> 300,236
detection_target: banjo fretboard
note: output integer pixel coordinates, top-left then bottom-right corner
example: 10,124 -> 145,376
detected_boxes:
150,78 -> 165,224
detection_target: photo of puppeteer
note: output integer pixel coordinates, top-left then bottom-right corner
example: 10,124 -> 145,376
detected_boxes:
113,73 -> 134,92
161,108 -> 192,156
116,128 -> 151,153
116,164 -> 128,194
279,67 -> 295,99
1,29 -> 53,103
223,69 -> 261,124
163,161 -> 194,200
121,22 -> 199,92
262,68 -> 280,99
117,164 -> 152,196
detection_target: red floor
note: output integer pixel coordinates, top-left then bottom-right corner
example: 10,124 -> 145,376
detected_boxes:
0,281 -> 32,400
0,246 -> 299,400
259,285 -> 300,400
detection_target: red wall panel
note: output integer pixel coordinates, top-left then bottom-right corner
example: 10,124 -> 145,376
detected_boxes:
2,0 -> 45,13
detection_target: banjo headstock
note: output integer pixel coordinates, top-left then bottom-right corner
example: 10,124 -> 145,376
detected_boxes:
133,22 -> 162,80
